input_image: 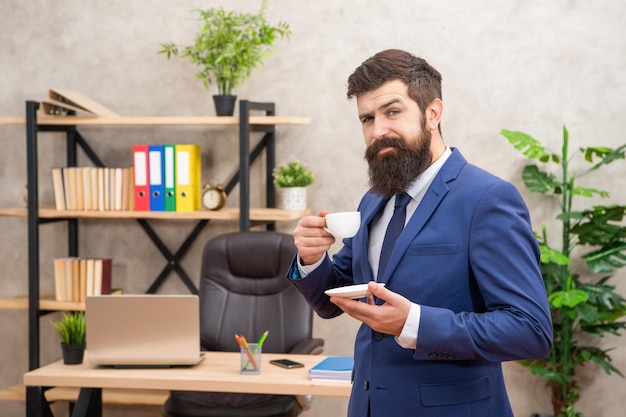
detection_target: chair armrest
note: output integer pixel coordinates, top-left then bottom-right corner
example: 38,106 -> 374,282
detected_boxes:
288,338 -> 324,355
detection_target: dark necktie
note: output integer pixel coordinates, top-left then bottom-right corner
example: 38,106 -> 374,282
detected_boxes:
377,192 -> 412,279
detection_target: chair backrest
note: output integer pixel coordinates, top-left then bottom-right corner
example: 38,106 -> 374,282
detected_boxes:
198,231 -> 312,354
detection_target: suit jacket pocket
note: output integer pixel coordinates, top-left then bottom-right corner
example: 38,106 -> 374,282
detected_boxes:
407,243 -> 459,256
420,375 -> 492,407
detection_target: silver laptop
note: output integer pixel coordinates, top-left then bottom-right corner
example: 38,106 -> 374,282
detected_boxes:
85,294 -> 204,367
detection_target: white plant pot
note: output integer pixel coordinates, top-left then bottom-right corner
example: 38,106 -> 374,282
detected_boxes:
279,187 -> 307,210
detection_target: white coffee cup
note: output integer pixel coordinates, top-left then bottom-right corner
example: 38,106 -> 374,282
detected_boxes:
325,211 -> 361,238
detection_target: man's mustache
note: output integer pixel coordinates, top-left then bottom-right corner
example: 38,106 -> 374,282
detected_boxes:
365,137 -> 407,160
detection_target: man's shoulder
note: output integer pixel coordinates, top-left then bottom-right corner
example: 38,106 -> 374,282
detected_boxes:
449,148 -> 512,186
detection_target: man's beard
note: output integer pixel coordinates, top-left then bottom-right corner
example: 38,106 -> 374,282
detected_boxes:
364,130 -> 432,199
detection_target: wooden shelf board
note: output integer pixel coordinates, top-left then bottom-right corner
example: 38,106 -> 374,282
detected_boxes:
0,117 -> 25,124
0,292 -> 85,311
0,383 -> 167,406
0,384 -> 24,401
1,115 -> 310,126
0,206 -> 310,221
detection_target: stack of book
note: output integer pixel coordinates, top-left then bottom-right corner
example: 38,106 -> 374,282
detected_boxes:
308,356 -> 354,381
53,257 -> 112,302
51,166 -> 134,211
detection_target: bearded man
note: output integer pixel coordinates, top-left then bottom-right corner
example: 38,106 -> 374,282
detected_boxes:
286,49 -> 552,417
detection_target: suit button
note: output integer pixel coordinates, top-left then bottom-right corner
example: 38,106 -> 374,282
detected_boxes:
373,331 -> 383,341
363,380 -> 369,390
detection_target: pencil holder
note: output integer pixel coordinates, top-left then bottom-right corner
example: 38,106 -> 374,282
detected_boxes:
240,343 -> 261,374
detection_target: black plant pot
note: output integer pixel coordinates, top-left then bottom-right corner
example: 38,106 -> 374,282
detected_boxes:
212,94 -> 237,116
61,343 -> 85,365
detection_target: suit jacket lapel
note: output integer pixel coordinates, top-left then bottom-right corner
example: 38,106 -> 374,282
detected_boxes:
353,195 -> 388,283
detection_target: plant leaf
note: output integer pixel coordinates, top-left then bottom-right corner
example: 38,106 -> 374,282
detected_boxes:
522,165 -> 560,194
500,129 -> 556,162
571,186 -> 610,198
540,245 -> 570,266
582,144 -> 626,172
549,289 -> 589,308
583,242 -> 626,273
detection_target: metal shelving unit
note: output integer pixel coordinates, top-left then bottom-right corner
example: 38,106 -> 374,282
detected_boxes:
0,100 -> 309,416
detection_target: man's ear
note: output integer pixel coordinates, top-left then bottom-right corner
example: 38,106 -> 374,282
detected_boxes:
426,99 -> 443,131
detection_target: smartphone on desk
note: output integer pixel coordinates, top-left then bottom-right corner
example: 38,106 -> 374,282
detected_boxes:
269,359 -> 305,369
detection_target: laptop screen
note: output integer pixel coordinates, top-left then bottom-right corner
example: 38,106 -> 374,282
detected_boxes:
85,294 -> 203,367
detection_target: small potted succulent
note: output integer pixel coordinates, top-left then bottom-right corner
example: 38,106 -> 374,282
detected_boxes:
51,311 -> 86,365
272,160 -> 314,210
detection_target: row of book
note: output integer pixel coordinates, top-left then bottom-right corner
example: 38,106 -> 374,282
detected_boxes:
132,144 -> 201,212
53,257 -> 112,303
50,144 -> 202,212
52,166 -> 134,211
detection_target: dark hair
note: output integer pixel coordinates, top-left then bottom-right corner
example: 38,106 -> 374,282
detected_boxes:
346,49 -> 442,114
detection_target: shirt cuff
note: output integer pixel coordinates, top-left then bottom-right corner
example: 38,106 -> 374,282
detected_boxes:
293,253 -> 327,279
395,302 -> 421,349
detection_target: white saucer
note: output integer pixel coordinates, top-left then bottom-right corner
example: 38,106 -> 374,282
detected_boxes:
324,283 -> 385,299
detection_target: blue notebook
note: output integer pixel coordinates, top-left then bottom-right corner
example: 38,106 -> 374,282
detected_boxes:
309,356 -> 354,381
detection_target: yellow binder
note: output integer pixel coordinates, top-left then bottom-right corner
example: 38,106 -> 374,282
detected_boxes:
175,144 -> 201,212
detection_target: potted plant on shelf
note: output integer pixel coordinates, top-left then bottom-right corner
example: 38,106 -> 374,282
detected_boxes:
273,160 -> 314,210
159,0 -> 291,116
51,311 -> 86,365
500,127 -> 626,417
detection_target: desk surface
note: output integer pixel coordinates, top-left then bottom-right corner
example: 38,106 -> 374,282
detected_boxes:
24,352 -> 352,398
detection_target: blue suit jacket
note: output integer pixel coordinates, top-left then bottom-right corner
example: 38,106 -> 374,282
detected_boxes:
288,148 -> 552,417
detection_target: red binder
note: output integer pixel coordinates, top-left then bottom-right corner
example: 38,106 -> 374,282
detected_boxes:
132,144 -> 150,211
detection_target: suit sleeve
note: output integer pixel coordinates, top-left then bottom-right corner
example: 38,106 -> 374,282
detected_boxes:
287,253 -> 346,319
414,181 -> 553,362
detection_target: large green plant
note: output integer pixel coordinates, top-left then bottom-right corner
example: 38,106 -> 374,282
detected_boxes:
160,0 -> 291,96
501,127 -> 626,417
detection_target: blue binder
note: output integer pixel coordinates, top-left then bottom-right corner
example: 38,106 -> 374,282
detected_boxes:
148,144 -> 165,211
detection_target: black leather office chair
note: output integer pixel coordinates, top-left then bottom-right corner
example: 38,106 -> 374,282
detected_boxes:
163,231 -> 324,417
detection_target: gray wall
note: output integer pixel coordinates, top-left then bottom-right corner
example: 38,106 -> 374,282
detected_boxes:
1,1 -> 625,416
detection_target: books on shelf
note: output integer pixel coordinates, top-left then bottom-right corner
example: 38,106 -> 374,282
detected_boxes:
53,257 -> 112,303
51,166 -> 134,212
40,89 -> 119,117
51,144 -> 202,212
308,356 -> 354,381
51,142 -> 202,213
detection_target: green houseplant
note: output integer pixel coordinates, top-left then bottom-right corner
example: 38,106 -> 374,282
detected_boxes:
273,160 -> 314,210
501,127 -> 626,417
52,311 -> 86,365
273,160 -> 315,188
159,0 -> 291,116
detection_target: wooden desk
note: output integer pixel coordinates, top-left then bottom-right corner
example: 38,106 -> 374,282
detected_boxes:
24,352 -> 351,417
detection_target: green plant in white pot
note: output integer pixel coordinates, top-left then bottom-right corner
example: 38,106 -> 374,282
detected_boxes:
501,127 -> 626,417
273,160 -> 314,210
159,0 -> 291,116
51,311 -> 86,365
